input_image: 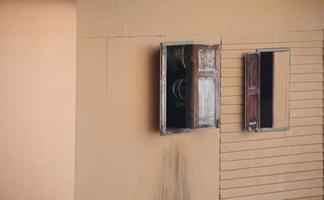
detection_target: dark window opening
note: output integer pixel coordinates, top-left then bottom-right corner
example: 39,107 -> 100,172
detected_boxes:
260,52 -> 273,128
166,45 -> 192,129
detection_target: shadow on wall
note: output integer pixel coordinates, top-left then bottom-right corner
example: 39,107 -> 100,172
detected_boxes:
149,47 -> 161,133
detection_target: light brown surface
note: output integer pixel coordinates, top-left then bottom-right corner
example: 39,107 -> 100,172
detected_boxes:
76,0 -> 324,199
220,30 -> 323,200
76,36 -> 220,200
0,1 -> 76,200
273,51 -> 290,128
78,0 -> 324,37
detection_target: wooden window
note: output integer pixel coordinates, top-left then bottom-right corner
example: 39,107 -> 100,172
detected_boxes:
245,48 -> 290,132
160,42 -> 220,135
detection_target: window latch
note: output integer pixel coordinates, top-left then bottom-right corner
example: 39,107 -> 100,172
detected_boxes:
248,121 -> 258,132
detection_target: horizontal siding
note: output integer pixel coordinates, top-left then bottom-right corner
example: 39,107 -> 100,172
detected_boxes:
221,178 -> 323,198
221,144 -> 323,161
289,196 -> 324,200
221,125 -> 323,143
221,75 -> 323,86
221,134 -> 323,152
220,30 -> 323,199
221,106 -> 323,117
291,99 -> 323,109
222,187 -> 323,200
221,170 -> 324,189
221,65 -> 323,77
221,161 -> 323,180
221,152 -> 323,171
290,82 -> 323,92
220,83 -> 323,95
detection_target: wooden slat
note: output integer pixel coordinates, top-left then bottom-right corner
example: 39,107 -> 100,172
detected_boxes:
221,153 -> 323,171
291,91 -> 323,100
290,116 -> 323,127
222,68 -> 243,77
221,96 -> 243,105
221,134 -> 323,152
222,41 -> 323,50
221,125 -> 323,144
291,48 -> 324,56
222,58 -> 243,68
291,56 -> 323,65
221,87 -> 243,96
291,64 -> 323,74
291,74 -> 323,83
222,108 -> 323,123
290,108 -> 323,118
273,51 -> 290,128
289,196 -> 324,200
221,105 -> 243,114
221,77 -> 243,86
221,170 -> 324,189
290,99 -> 323,109
221,114 -> 242,123
290,82 -> 323,92
221,179 -> 323,199
221,161 -> 323,180
221,123 -> 243,133
222,187 -> 323,200
221,144 -> 323,161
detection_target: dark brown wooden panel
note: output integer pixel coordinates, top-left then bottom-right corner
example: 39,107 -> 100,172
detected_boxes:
245,53 -> 261,131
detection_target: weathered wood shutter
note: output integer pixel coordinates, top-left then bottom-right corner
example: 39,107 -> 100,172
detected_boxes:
160,43 -> 167,133
245,53 -> 261,131
192,45 -> 220,128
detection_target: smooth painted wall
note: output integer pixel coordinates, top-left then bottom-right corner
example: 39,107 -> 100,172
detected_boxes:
0,1 -> 76,200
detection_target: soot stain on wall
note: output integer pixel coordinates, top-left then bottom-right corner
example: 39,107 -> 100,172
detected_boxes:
156,142 -> 190,200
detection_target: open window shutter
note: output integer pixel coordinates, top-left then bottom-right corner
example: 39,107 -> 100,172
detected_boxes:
160,42 -> 220,135
245,53 -> 261,131
192,45 -> 220,128
273,51 -> 290,129
160,43 -> 167,134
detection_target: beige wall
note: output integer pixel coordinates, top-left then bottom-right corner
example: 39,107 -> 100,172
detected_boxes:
76,0 -> 324,200
76,35 -> 220,200
220,30 -> 324,200
78,0 -> 324,37
0,1 -> 76,200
